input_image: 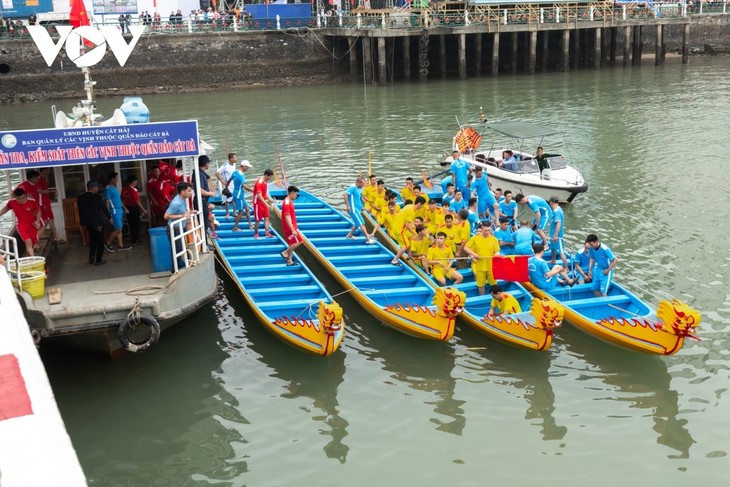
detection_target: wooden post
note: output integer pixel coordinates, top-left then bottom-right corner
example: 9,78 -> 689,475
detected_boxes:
528,30 -> 537,74
403,35 -> 411,81
459,33 -> 466,80
682,22 -> 690,64
491,32 -> 500,76
560,29 -> 569,72
378,36 -> 387,84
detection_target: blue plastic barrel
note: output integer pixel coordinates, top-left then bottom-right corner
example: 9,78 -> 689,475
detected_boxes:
148,226 -> 174,273
120,96 -> 150,124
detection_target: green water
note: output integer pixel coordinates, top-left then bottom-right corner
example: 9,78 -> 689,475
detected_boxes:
13,56 -> 730,485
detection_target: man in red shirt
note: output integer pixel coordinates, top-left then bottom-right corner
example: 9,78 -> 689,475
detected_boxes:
36,167 -> 63,243
252,168 -> 275,239
121,175 -> 148,245
0,188 -> 43,256
280,185 -> 302,265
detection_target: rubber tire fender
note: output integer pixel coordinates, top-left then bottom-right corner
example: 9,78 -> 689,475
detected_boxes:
118,314 -> 161,353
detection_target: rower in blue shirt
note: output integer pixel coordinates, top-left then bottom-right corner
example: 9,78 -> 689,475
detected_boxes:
449,150 -> 471,201
547,195 -> 568,269
571,242 -> 595,284
494,217 -> 515,255
472,166 -> 498,221
512,220 -> 542,256
498,190 -> 518,229
585,233 -> 618,297
515,193 -> 552,245
528,243 -> 574,290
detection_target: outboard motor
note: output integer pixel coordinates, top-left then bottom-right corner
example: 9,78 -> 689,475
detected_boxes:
120,96 -> 150,124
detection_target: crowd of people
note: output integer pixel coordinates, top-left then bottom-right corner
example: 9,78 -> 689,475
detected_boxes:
342,152 -> 617,305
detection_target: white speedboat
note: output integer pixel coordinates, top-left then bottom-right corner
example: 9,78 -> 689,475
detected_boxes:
442,121 -> 588,203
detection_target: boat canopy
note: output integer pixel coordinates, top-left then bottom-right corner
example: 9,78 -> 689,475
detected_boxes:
484,122 -> 563,140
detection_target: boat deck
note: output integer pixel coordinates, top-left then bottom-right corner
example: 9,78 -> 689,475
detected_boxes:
20,226 -> 217,337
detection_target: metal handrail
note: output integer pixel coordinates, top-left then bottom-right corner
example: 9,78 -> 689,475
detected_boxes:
0,233 -> 22,289
169,211 -> 204,273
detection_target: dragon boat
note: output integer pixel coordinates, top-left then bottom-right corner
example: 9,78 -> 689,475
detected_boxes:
269,188 -> 465,341
360,210 -> 564,350
211,206 -> 345,356
522,281 -> 700,355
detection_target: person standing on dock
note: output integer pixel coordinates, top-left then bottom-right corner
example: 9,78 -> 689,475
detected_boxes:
121,175 -> 147,246
0,188 -> 42,257
280,186 -> 303,266
103,172 -> 131,252
344,176 -> 375,244
191,156 -> 216,235
252,168 -> 276,239
216,152 -> 238,220
165,182 -> 194,270
585,234 -> 618,298
78,181 -> 111,265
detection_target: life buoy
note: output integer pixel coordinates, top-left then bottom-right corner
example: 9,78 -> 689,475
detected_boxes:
118,314 -> 160,353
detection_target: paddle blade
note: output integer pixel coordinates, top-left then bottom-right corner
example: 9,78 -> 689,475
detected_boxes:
272,169 -> 284,188
422,170 -> 433,189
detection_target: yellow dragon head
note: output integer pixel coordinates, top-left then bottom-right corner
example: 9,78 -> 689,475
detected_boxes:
530,297 -> 564,330
656,299 -> 700,338
433,287 -> 466,318
317,301 -> 344,334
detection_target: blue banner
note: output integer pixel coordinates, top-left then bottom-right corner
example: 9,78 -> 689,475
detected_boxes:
0,120 -> 200,170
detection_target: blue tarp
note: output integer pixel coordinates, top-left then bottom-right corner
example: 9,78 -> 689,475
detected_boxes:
0,120 -> 200,170
245,4 -> 312,19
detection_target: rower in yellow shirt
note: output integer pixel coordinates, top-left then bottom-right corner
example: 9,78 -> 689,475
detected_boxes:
408,224 -> 432,272
362,174 -> 378,212
424,199 -> 444,235
427,232 -> 463,285
487,283 -> 522,318
462,223 -> 501,295
400,177 -> 415,203
436,214 -> 461,255
390,196 -> 426,265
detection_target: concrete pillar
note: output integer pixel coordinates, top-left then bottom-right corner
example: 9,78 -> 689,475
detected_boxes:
363,37 -> 373,84
491,33 -> 500,76
632,25 -> 642,66
560,29 -> 569,72
475,34 -> 483,75
403,36 -> 411,81
623,26 -> 631,67
348,37 -> 358,79
511,32 -> 518,74
661,24 -> 666,64
440,35 -> 447,78
528,30 -> 537,75
594,28 -> 601,69
655,24 -> 663,65
610,27 -> 617,63
378,36 -> 387,84
682,23 -> 690,64
572,29 -> 580,69
458,33 -> 466,80
541,32 -> 549,72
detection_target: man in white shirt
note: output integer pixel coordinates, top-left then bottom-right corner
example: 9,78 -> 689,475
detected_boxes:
216,152 -> 238,219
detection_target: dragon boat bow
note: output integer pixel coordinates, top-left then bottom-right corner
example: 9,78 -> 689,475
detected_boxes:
522,281 -> 700,355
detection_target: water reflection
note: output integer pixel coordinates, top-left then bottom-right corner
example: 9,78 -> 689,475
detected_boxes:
343,293 -> 466,436
458,327 -> 567,442
42,299 -> 247,485
557,327 -> 694,459
215,278 -> 350,463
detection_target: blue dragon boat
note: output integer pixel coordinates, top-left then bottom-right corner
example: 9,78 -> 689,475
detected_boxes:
269,188 -> 466,341
211,206 -> 345,356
